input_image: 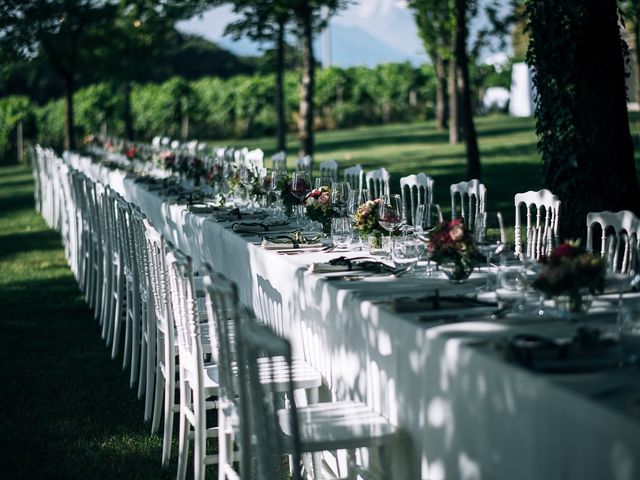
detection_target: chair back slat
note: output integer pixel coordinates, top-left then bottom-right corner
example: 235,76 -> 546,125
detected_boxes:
318,159 -> 339,182
343,164 -> 363,192
586,210 -> 638,273
365,167 -> 390,199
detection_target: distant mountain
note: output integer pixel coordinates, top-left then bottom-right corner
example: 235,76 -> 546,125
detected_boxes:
216,24 -> 425,68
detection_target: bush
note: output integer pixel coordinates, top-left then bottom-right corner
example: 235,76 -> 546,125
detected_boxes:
0,96 -> 36,164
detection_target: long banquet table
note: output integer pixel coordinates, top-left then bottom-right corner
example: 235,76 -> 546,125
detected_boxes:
68,152 -> 640,480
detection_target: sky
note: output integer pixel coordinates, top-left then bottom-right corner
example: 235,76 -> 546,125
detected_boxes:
177,0 -> 429,66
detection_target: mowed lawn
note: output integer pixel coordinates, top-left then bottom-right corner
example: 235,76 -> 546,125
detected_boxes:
1,113 -> 640,478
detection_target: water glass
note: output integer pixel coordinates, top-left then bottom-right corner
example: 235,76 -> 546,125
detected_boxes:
331,217 -> 353,249
315,177 -> 333,189
331,182 -> 352,216
391,234 -> 423,271
619,301 -> 640,366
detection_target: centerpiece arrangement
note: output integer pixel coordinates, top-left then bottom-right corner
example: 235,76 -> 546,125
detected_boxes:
353,199 -> 389,254
304,186 -> 338,234
532,241 -> 605,314
186,157 -> 206,187
427,219 -> 483,282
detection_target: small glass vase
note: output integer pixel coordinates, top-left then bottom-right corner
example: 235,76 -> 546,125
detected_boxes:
367,233 -> 390,256
439,261 -> 475,283
552,290 -> 593,317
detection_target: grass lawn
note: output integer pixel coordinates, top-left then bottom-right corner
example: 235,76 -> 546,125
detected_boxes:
1,113 -> 640,478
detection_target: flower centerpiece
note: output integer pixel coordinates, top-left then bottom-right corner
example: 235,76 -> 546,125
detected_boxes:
158,150 -> 176,171
186,157 -> 206,187
277,173 -> 301,216
532,240 -> 605,314
354,199 -> 390,253
304,186 -> 338,234
428,219 -> 483,282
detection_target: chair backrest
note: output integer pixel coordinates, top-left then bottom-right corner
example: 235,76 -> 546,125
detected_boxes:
344,164 -> 364,193
318,159 -> 339,182
238,314 -> 302,480
130,207 -> 150,301
114,194 -> 136,280
246,148 -> 265,170
296,155 -> 313,175
514,189 -> 561,260
586,210 -> 638,273
202,268 -> 252,478
400,173 -> 434,226
365,167 -> 390,199
143,218 -> 171,336
166,246 -> 204,381
271,151 -> 287,171
450,179 -> 486,233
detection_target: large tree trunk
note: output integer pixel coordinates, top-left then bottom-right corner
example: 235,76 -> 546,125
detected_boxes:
448,51 -> 459,144
435,54 -> 448,130
454,0 -> 481,179
275,17 -> 287,152
634,15 -> 640,105
123,81 -> 134,141
298,1 -> 315,157
528,0 -> 640,240
63,74 -> 76,151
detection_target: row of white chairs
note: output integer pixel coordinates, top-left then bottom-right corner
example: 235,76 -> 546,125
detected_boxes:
32,145 -> 399,479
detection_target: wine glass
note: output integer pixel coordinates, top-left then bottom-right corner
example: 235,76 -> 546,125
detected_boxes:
413,203 -> 442,276
475,212 -> 505,292
291,171 -> 311,227
331,182 -> 351,216
269,169 -> 285,221
379,194 -> 403,254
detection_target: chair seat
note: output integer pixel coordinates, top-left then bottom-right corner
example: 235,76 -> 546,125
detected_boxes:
184,364 -> 220,395
278,401 -> 397,452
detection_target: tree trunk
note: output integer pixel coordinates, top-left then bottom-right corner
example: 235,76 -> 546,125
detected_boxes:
275,17 -> 287,152
435,54 -> 448,130
63,75 -> 76,151
454,0 -> 481,179
528,0 -> 640,240
123,81 -> 134,141
448,52 -> 459,144
16,120 -> 23,163
298,2 -> 315,157
634,15 -> 640,105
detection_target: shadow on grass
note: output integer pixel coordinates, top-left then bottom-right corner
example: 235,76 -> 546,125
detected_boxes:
0,229 -> 62,260
0,273 -> 178,480
0,190 -> 34,214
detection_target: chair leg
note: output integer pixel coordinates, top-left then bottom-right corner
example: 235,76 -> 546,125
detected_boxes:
130,293 -> 141,388
151,364 -> 163,434
218,408 -> 227,480
122,284 -> 132,370
346,449 -> 357,480
111,273 -> 124,359
176,382 -> 190,480
144,328 -> 156,422
137,329 -> 147,400
161,363 -> 175,465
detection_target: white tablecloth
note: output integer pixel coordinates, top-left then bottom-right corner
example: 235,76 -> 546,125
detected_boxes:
69,153 -> 640,480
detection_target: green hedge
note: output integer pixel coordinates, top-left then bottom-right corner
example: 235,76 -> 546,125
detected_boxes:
0,61 -> 508,157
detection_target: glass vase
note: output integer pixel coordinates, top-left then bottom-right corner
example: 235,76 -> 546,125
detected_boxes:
368,233 -> 390,256
439,261 -> 475,283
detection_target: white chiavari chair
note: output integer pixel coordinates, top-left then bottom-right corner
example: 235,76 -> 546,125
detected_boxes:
586,210 -> 638,273
450,179 -> 486,233
318,159 -> 339,182
365,167 -> 391,199
400,173 -> 434,226
296,155 -> 313,175
246,148 -> 265,170
239,314 -> 398,480
166,247 -> 220,480
344,164 -> 364,193
514,189 -> 561,260
272,151 -> 287,171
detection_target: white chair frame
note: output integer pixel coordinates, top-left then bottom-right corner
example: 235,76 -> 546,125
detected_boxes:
586,210 -> 638,273
365,167 -> 391,199
400,173 -> 434,226
318,159 -> 339,182
450,179 -> 486,232
514,189 -> 561,260
344,164 -> 364,193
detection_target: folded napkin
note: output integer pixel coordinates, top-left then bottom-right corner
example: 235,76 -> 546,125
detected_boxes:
309,256 -> 396,274
188,203 -> 216,214
218,211 -> 266,222
392,293 -> 497,313
262,239 -> 323,250
233,222 -> 270,233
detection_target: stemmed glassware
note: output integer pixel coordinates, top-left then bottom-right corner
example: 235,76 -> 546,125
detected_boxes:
291,170 -> 311,228
331,182 -> 352,217
475,212 -> 504,292
315,177 -> 333,189
392,231 -> 424,273
269,169 -> 286,221
413,203 -> 442,276
379,194 -> 403,255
